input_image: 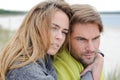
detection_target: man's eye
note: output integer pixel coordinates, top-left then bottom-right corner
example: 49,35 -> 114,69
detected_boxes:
76,37 -> 85,41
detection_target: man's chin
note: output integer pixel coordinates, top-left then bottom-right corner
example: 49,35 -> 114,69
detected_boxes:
83,59 -> 94,66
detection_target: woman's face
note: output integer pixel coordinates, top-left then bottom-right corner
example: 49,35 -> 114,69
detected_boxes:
47,10 -> 69,55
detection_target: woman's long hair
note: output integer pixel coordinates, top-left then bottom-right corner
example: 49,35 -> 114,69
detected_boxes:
0,0 -> 72,80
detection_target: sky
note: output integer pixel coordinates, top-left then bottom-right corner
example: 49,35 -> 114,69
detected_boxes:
0,0 -> 120,12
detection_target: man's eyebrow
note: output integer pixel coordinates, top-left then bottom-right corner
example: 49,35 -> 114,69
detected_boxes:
75,36 -> 87,40
93,35 -> 100,40
74,35 -> 100,40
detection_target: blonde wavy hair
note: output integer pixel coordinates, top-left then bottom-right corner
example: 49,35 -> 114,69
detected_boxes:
0,0 -> 72,80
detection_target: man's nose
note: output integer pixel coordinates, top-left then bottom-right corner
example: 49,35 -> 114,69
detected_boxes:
86,41 -> 95,51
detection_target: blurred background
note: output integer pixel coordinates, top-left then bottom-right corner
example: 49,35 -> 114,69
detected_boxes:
0,0 -> 120,80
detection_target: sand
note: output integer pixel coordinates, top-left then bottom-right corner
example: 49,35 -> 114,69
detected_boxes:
100,27 -> 120,76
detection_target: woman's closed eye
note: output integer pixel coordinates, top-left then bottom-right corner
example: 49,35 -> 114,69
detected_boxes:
51,26 -> 58,31
62,31 -> 68,36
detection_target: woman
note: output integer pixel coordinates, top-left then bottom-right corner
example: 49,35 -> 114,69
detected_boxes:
0,0 -> 72,80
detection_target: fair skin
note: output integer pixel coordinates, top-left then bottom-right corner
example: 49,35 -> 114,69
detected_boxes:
70,23 -> 100,66
47,10 -> 69,55
81,53 -> 104,80
69,23 -> 103,80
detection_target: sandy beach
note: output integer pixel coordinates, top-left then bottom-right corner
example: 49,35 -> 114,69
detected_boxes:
100,27 -> 120,76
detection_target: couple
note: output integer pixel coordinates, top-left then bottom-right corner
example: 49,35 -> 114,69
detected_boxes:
0,0 -> 104,80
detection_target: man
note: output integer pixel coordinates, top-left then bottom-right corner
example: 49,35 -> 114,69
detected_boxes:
53,4 -> 104,80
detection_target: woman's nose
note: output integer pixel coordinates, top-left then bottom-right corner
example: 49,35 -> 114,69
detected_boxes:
55,31 -> 63,40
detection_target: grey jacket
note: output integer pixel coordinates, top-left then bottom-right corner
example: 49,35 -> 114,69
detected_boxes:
6,55 -> 57,80
81,71 -> 93,80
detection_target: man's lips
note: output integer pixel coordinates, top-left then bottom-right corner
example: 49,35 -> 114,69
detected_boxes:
84,53 -> 94,59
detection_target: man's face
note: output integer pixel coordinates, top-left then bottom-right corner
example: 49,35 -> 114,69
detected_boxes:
69,23 -> 100,66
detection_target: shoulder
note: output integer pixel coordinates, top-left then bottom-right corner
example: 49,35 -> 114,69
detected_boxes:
6,61 -> 46,80
6,59 -> 57,80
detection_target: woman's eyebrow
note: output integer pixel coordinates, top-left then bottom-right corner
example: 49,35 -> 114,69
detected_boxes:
52,23 -> 69,31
